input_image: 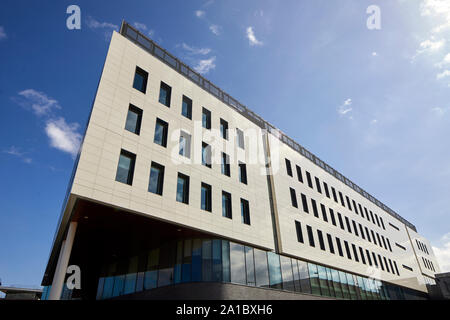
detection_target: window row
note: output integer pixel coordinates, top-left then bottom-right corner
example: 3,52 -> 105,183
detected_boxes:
285,158 -> 387,232
295,221 -> 400,277
416,239 -> 429,255
116,150 -> 250,225
131,66 -> 246,148
422,257 -> 436,272
93,238 -> 422,301
290,188 -> 392,253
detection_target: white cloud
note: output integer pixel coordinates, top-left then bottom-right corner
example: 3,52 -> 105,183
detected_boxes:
436,69 -> 450,79
3,146 -> 32,164
431,106 -> 449,115
372,52 -> 378,56
85,16 -> 118,40
133,22 -> 155,37
338,98 -> 353,115
246,27 -> 263,46
45,118 -> 82,157
371,119 -> 378,124
181,43 -> 211,55
16,89 -> 61,116
435,53 -> 450,68
209,24 -> 221,35
433,233 -> 450,272
194,56 -> 216,74
0,26 -> 6,40
195,10 -> 205,18
420,38 -> 445,51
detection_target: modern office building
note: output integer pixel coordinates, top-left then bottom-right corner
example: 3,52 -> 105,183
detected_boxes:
41,21 -> 440,300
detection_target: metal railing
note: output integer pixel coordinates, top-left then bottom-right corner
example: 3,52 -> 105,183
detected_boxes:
119,21 -> 416,231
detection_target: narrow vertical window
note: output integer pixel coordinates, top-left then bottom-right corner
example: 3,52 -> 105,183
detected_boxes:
336,237 -> 343,257
352,220 -> 359,236
352,244 -> 359,262
344,241 -> 352,260
345,217 -> 352,234
221,152 -> 230,177
370,211 -> 376,224
238,162 -> 247,184
317,230 -> 325,251
311,199 -> 319,218
380,217 -> 385,230
176,173 -> 190,204
359,247 -> 366,264
323,182 -> 330,198
202,107 -> 211,129
306,171 -> 313,188
327,234 -> 334,254
222,191 -> 232,219
296,165 -> 303,182
115,150 -> 136,185
220,118 -> 228,140
386,238 -> 392,252
154,118 -> 168,147
285,159 -> 293,177
236,128 -> 245,149
295,221 -> 303,243
201,183 -> 212,212
290,188 -> 298,208
301,193 -> 308,213
339,192 -> 345,207
158,81 -> 172,107
359,224 -> 365,239
337,213 -> 345,230
240,198 -> 250,225
346,196 -> 352,211
307,225 -> 315,247
202,142 -> 212,168
133,66 -> 148,93
329,209 -> 336,226
331,187 -> 338,203
366,250 -> 372,266
365,227 -> 371,242
181,95 -> 192,119
179,131 -> 191,158
315,177 -> 322,194
148,162 -> 164,195
320,204 -> 328,222
125,104 -> 142,135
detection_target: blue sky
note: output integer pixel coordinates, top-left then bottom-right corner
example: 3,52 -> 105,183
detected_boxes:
0,0 -> 449,288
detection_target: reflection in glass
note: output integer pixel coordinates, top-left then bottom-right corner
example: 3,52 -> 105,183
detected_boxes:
268,252 -> 282,289
230,242 -> 246,285
245,246 -> 256,286
298,260 -> 311,294
202,240 -> 212,282
317,265 -> 330,297
212,240 -> 222,282
222,240 -> 230,282
254,249 -> 269,288
192,239 -> 202,282
280,256 -> 295,291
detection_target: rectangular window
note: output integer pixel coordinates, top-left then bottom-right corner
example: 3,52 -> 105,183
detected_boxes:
290,188 -> 298,208
380,217 -> 385,230
133,66 -> 148,93
201,183 -> 212,212
311,199 -> 319,218
371,230 -> 377,246
364,207 -> 370,221
240,199 -> 250,225
365,227 -> 371,242
337,213 -> 345,230
202,107 -> 211,129
358,204 -> 364,217
359,247 -> 366,264
378,255 -> 385,271
359,224 -> 365,239
176,173 -> 190,204
296,165 -> 303,183
306,171 -> 313,188
323,181 -> 330,198
202,142 -> 212,168
148,162 -> 164,195
338,192 -> 345,207
236,128 -> 245,149
222,191 -> 232,219
366,250 -> 372,266
125,104 -> 142,135
386,238 -> 392,252
352,220 -> 359,236
320,204 -> 328,222
115,150 -> 136,185
329,209 -> 336,226
346,196 -> 351,210
181,95 -> 192,119
301,193 -> 308,213
372,252 -> 378,268
344,241 -> 352,260
327,234 -> 335,254
295,221 -> 303,243
376,233 -> 382,248
238,162 -> 247,184
395,242 -> 406,251
221,152 -> 230,177
402,264 -> 412,272
381,236 -> 387,250
352,244 -> 359,262
307,225 -> 315,247
345,216 -> 352,234
331,187 -> 338,203
374,214 -> 380,227
158,81 -> 172,107
154,118 -> 168,147
383,257 -> 390,273
317,230 -> 325,251
315,177 -> 322,194
220,118 -> 228,140
370,211 -> 376,224
336,237 -> 343,257
179,131 -> 191,158
352,200 -> 358,214
285,159 -> 293,177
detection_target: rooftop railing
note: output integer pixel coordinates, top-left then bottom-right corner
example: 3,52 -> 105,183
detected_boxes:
119,21 -> 416,232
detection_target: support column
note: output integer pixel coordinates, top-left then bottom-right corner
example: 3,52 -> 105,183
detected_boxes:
48,221 -> 78,300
